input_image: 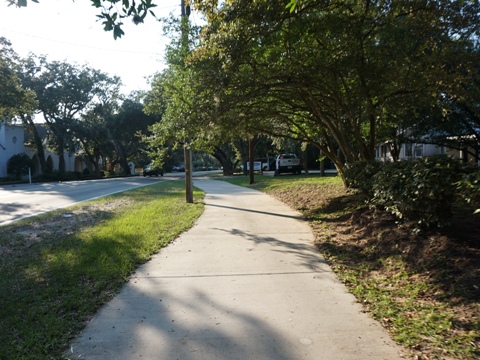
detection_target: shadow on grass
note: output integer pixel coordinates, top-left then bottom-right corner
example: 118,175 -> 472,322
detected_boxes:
0,183 -> 195,360
0,207 -> 124,359
304,194 -> 364,223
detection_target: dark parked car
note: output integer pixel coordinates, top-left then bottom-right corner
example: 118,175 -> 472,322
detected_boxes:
172,165 -> 185,172
143,165 -> 164,177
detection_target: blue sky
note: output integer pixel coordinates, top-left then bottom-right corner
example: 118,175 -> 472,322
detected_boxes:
0,0 -> 184,94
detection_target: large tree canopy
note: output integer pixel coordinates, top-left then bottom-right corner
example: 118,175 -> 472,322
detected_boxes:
143,14 -> 246,174
0,37 -> 36,120
183,0 -> 480,182
2,32 -> 158,177
20,56 -> 122,173
9,0 -> 480,181
107,94 -> 160,174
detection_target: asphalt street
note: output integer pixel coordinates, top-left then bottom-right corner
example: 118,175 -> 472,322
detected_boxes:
0,177 -> 162,226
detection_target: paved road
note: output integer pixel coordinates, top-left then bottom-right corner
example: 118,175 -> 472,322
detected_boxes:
0,177 -> 163,226
67,179 -> 405,360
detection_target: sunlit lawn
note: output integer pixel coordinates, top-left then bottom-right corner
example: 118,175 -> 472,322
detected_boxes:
0,180 -> 204,359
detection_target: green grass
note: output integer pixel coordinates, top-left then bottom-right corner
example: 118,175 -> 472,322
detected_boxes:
221,172 -> 342,191
0,181 -> 204,359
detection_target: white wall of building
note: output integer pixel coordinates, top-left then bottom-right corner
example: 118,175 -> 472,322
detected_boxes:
376,140 -> 479,166
0,123 -> 83,178
0,124 -> 25,178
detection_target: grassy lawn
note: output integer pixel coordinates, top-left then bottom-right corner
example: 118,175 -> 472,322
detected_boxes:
0,180 -> 204,359
220,173 -> 480,360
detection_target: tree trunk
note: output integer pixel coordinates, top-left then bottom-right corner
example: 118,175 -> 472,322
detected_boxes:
93,147 -> 102,177
94,155 -> 102,177
301,149 -> 309,175
81,142 -> 101,177
369,112 -> 376,160
319,150 -> 325,176
310,140 -> 348,187
22,115 -> 47,174
116,141 -> 130,175
58,151 -> 66,173
212,146 -> 234,175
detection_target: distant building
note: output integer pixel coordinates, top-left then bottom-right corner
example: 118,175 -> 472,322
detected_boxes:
376,138 -> 480,166
0,122 -> 86,178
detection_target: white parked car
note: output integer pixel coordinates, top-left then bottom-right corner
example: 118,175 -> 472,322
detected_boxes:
275,154 -> 302,175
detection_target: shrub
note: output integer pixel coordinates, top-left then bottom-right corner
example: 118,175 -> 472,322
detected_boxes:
347,155 -> 473,229
7,153 -> 33,180
456,169 -> 480,213
369,160 -> 413,217
371,156 -> 464,228
344,160 -> 384,198
38,171 -> 84,182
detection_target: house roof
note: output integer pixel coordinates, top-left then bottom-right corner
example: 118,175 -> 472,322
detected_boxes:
23,124 -> 48,143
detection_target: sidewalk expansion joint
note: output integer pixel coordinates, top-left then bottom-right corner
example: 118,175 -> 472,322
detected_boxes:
136,271 -> 324,279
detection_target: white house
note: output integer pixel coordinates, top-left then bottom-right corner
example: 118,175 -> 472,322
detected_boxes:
0,122 -> 85,178
0,122 -> 25,177
376,140 -> 480,166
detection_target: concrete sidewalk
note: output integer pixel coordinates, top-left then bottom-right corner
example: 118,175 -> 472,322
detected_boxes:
67,179 -> 405,359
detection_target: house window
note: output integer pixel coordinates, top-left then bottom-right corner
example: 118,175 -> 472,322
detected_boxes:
405,143 -> 413,157
12,136 -> 17,144
414,144 -> 423,157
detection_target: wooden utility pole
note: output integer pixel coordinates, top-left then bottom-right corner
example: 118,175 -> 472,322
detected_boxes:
249,138 -> 254,185
181,0 -> 193,203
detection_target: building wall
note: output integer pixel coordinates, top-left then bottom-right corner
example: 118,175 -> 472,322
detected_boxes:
0,123 -> 84,178
401,143 -> 444,159
0,124 -> 25,178
376,141 -> 479,166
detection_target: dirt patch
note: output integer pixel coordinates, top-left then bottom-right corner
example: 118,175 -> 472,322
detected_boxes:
269,183 -> 480,359
0,199 -> 133,264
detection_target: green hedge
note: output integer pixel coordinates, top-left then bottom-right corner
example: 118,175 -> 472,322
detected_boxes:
344,160 -> 384,199
34,172 -> 105,182
7,153 -> 33,180
457,170 -> 480,213
345,156 -> 480,229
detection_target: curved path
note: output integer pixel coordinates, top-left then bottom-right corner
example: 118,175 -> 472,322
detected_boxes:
68,179 -> 405,359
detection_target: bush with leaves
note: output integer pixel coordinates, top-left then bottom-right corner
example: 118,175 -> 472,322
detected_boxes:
344,160 -> 385,199
369,160 -> 413,217
37,171 -> 83,182
347,155 -> 475,229
456,169 -> 480,214
7,153 -> 33,180
371,156 -> 465,228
